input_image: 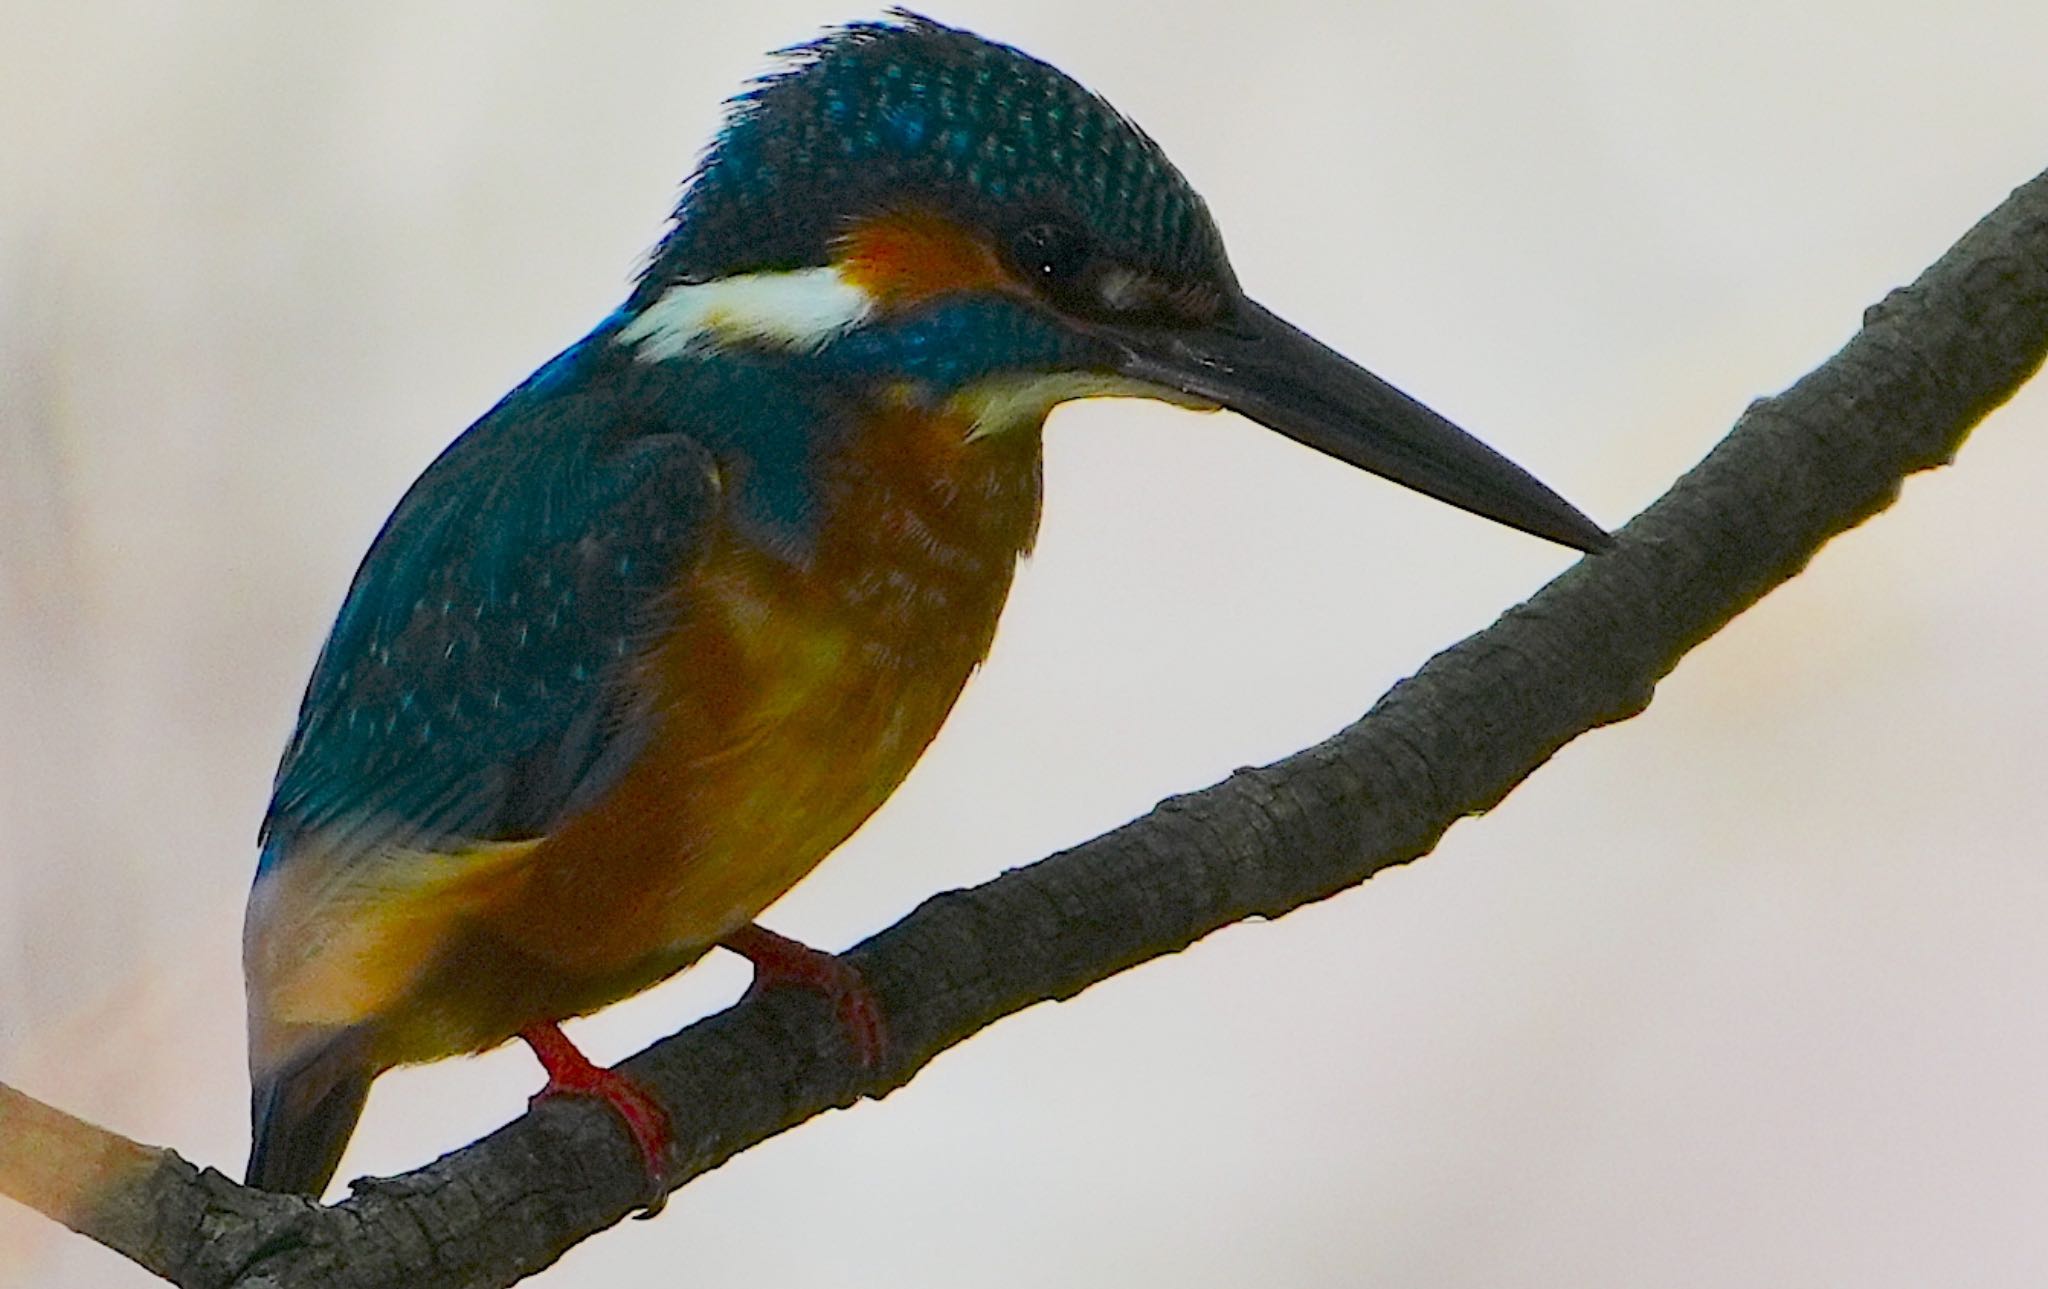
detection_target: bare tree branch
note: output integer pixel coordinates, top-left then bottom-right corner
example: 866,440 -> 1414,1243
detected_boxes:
5,164 -> 2046,1288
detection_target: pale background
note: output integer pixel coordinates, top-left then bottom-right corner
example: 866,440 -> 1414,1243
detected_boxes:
5,3 -> 2048,1285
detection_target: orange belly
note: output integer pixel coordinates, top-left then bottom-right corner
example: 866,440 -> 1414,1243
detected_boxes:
489,539 -> 1002,973
372,399 -> 1044,1064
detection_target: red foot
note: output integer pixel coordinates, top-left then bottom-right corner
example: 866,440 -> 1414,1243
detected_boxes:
722,923 -> 886,1068
519,1021 -> 672,1216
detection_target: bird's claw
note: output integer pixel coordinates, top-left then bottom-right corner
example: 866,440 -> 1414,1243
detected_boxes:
723,923 -> 887,1068
520,1023 -> 674,1216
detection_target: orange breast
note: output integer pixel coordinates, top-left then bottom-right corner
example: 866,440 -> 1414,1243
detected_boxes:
483,396 -> 1044,981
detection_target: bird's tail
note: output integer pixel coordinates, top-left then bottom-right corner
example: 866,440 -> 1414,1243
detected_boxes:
246,1033 -> 374,1197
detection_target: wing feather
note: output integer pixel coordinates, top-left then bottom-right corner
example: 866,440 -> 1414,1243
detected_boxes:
262,360 -> 720,867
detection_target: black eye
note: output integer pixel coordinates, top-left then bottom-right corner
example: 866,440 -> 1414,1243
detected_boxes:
1009,220 -> 1092,288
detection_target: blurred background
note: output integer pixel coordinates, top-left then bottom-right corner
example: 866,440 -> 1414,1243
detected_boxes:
5,2 -> 2048,1285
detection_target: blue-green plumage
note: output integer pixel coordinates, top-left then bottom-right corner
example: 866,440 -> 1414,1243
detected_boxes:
246,10 -> 1608,1203
640,14 -> 1227,291
265,286 -> 1094,873
819,294 -> 1099,387
264,335 -> 716,856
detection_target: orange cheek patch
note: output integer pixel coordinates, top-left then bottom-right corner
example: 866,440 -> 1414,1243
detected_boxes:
835,210 -> 1014,309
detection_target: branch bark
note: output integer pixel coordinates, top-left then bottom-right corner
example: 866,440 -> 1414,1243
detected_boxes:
6,165 -> 2047,1288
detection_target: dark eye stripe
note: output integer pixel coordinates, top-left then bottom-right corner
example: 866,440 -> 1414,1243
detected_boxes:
1006,216 -> 1220,327
1009,220 -> 1092,286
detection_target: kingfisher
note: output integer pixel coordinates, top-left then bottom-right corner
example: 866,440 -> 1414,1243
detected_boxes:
242,12 -> 1608,1204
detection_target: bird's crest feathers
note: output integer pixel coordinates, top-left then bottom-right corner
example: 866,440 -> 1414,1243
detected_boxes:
636,11 -> 1226,297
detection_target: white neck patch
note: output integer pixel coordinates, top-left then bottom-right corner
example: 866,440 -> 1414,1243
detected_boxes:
618,267 -> 876,361
952,373 -> 1221,440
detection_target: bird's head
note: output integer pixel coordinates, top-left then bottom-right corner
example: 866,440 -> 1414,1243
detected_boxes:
617,12 -> 1607,552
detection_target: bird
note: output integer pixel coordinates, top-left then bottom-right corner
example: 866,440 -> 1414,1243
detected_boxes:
242,11 -> 1610,1206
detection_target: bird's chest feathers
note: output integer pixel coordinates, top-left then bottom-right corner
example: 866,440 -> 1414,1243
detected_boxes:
636,400 -> 1042,929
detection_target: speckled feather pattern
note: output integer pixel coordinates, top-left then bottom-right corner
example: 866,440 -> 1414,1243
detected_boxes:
250,326 -> 1046,1070
243,12 -> 1230,1196
639,13 -> 1228,294
263,331 -> 719,855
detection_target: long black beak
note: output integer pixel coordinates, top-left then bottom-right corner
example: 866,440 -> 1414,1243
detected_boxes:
1109,298 -> 1610,553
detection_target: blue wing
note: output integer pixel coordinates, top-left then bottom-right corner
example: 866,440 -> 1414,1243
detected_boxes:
244,325 -> 864,1196
261,336 -> 722,865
